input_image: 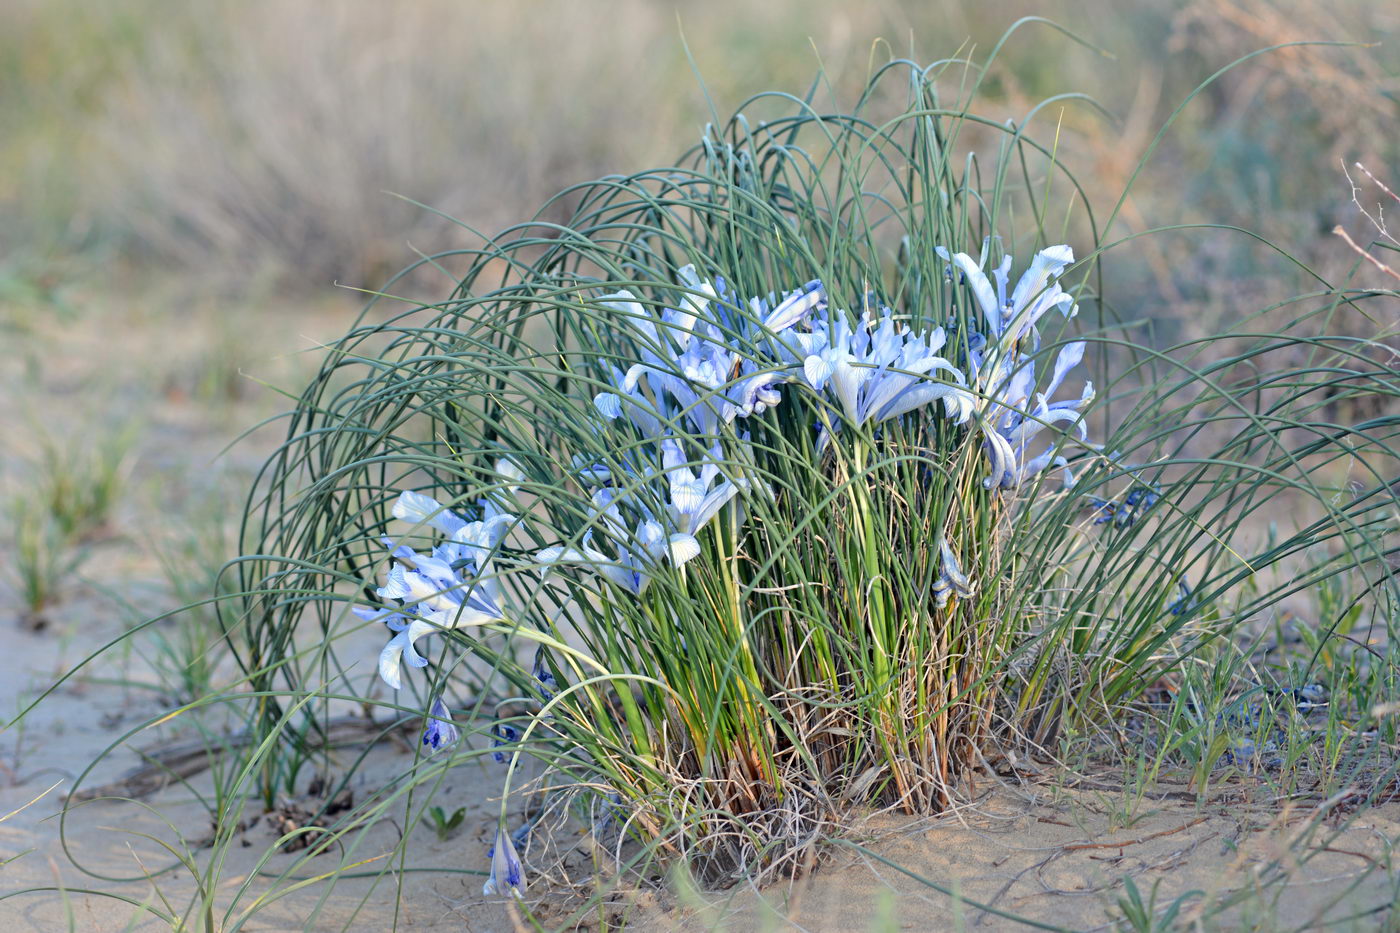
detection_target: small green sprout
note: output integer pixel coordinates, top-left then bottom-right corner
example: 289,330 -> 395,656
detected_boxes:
420,805 -> 467,842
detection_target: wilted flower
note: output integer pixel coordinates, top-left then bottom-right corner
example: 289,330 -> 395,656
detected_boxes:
490,721 -> 520,763
359,490 -> 515,690
591,792 -> 627,837
1167,580 -> 1197,616
931,538 -> 975,609
421,696 -> 459,753
531,646 -> 558,701
1087,483 -> 1161,527
511,817 -> 535,849
482,825 -> 526,897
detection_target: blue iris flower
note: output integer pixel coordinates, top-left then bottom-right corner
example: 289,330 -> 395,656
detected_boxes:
940,244 -> 1094,490
535,487 -> 703,595
593,266 -> 824,436
482,824 -> 526,897
793,309 -> 974,445
421,696 -> 459,752
661,438 -> 746,540
356,482 -> 517,691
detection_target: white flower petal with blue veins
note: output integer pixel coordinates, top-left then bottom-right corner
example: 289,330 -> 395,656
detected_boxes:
804,309 -> 969,431
668,534 -> 701,567
948,252 -> 1002,334
691,481 -> 741,531
1043,341 -> 1085,399
831,358 -> 868,421
635,520 -> 667,558
377,618 -> 437,689
942,387 -> 976,424
960,245 -> 1094,490
670,477 -> 706,516
991,254 -> 1012,324
1009,245 -> 1074,316
400,567 -> 462,614
804,354 -> 835,390
876,383 -> 974,423
534,545 -> 583,565
368,492 -> 518,689
495,456 -> 526,487
621,364 -> 649,393
981,427 -> 1018,489
598,290 -> 657,345
762,280 -> 826,332
377,564 -> 413,601
378,633 -> 407,689
392,490 -> 467,536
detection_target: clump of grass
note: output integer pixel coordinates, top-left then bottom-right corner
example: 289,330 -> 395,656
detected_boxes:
6,495 -> 85,631
33,427 -> 135,544
142,489 -> 238,703
228,41 -> 1399,906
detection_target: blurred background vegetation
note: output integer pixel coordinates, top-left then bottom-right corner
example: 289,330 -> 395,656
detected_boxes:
1,0 -> 1396,310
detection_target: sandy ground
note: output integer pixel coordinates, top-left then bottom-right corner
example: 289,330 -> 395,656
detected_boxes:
3,288 -> 1399,932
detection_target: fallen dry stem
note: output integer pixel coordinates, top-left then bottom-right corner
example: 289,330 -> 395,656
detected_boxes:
67,714 -> 414,803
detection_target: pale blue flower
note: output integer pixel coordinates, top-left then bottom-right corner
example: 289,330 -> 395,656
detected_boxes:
592,266 -> 823,436
535,489 -> 698,595
421,696 -> 459,752
796,309 -> 973,443
482,825 -> 526,897
660,438 -> 744,541
940,244 -> 1093,489
362,490 -> 515,690
392,489 -> 468,537
941,242 -> 1077,355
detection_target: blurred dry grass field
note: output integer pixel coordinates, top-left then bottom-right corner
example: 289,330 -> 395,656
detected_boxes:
1,0 -> 1396,296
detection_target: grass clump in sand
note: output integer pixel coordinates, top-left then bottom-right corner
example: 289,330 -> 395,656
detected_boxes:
228,44 -> 1399,913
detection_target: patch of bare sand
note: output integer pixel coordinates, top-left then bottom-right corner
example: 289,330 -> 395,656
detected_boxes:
0,627 -> 529,932
648,786 -> 1400,932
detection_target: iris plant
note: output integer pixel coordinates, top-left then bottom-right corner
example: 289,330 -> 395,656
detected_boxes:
355,254 -> 1097,891
941,244 -> 1095,489
793,308 -> 975,445
359,487 -> 515,690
